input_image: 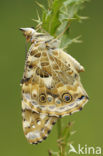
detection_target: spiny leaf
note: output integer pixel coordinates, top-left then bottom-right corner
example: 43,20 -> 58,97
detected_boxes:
35,1 -> 46,11
36,0 -> 90,49
60,35 -> 82,50
42,0 -> 66,35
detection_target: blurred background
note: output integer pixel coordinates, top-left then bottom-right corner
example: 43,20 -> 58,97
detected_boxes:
0,0 -> 103,155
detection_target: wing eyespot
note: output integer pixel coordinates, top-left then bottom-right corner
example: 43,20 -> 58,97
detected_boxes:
47,96 -> 53,102
62,93 -> 72,103
39,94 -> 46,103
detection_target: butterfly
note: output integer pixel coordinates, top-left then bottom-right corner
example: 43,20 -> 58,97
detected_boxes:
20,28 -> 88,144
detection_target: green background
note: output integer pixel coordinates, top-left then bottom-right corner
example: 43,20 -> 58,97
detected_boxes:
0,0 -> 103,155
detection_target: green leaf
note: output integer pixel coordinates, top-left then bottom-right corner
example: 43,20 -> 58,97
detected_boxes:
34,0 -> 89,47
42,0 -> 66,35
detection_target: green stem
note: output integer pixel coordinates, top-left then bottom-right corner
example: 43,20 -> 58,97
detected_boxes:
57,119 -> 65,156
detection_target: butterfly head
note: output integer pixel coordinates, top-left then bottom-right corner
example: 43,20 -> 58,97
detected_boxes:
20,27 -> 36,42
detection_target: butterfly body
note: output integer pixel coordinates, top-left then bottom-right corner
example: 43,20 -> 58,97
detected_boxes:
20,28 -> 88,144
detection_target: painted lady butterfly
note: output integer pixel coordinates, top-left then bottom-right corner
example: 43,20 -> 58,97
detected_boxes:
20,28 -> 88,144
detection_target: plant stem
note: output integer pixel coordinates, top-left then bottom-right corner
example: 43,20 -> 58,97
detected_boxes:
57,119 -> 66,156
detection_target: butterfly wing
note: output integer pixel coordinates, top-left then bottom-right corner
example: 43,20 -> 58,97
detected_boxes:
20,29 -> 88,144
22,108 -> 57,144
21,39 -> 88,117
